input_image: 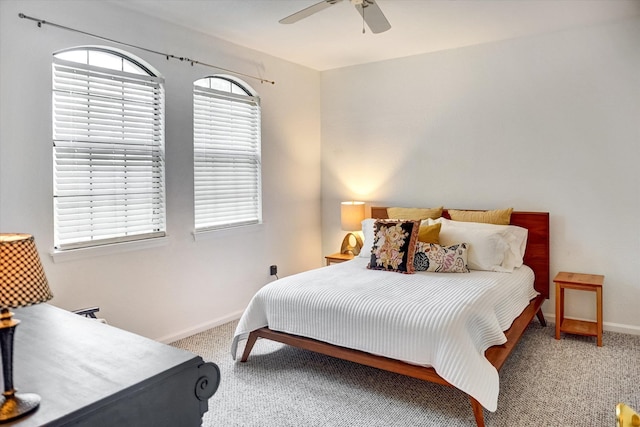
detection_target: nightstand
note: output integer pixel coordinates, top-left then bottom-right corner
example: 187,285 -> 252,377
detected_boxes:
554,271 -> 604,346
325,252 -> 354,266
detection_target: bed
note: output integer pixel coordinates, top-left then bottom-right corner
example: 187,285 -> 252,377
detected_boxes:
232,208 -> 549,427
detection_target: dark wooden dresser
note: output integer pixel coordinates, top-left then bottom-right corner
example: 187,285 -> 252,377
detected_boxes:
3,304 -> 219,426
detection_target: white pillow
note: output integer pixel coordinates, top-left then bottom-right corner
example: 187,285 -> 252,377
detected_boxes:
428,218 -> 527,272
359,218 -> 376,258
500,225 -> 527,270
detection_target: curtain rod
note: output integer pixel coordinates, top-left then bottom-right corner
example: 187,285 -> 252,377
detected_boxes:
18,12 -> 276,85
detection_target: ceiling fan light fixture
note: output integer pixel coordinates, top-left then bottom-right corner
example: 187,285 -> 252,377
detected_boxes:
280,0 -> 391,34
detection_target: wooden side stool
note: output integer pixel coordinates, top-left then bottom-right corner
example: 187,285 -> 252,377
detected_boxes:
325,252 -> 354,265
554,271 -> 604,346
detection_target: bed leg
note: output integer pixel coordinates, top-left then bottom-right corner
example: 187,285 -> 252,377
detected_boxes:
470,397 -> 485,427
536,309 -> 547,327
240,331 -> 259,362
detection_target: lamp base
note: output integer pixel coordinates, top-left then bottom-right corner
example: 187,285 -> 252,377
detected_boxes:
0,393 -> 40,422
340,232 -> 363,256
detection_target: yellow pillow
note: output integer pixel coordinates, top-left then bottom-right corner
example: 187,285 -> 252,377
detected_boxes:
448,208 -> 514,225
418,222 -> 441,243
387,206 -> 443,221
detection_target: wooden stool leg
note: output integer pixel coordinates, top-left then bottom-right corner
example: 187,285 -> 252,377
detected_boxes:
596,286 -> 603,346
470,397 -> 485,427
555,282 -> 562,339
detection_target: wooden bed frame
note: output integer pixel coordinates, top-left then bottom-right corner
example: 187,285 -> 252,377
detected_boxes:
240,208 -> 549,427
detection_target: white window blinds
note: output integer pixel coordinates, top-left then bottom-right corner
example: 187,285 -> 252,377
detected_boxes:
193,84 -> 262,231
53,56 -> 166,250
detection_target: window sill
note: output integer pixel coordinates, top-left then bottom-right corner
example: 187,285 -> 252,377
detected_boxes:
50,236 -> 169,263
192,223 -> 262,241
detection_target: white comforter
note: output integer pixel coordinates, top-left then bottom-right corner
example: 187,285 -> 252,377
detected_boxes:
231,257 -> 537,411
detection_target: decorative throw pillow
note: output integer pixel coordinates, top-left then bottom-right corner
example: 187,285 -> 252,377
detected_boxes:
418,222 -> 441,244
387,206 -> 443,221
414,242 -> 470,273
368,220 -> 420,274
448,208 -> 513,225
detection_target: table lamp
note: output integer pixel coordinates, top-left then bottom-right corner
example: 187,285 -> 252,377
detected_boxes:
0,234 -> 53,422
340,201 -> 365,255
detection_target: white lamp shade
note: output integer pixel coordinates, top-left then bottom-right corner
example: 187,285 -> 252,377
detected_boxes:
341,201 -> 365,231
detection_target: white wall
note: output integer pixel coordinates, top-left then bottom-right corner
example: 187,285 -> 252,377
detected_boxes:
2,1 -> 638,340
0,0 -> 322,341
321,18 -> 640,333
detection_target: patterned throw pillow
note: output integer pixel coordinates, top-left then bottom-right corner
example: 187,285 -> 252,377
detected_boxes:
414,242 -> 470,273
368,220 -> 420,274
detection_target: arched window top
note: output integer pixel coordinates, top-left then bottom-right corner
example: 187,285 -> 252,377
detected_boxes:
194,75 -> 255,97
54,47 -> 157,77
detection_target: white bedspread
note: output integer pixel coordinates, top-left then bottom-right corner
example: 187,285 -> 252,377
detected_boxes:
231,257 -> 537,411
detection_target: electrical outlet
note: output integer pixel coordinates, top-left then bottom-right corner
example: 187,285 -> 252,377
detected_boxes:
270,265 -> 278,276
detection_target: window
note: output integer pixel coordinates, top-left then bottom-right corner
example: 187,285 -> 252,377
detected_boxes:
193,76 -> 262,231
52,47 -> 165,250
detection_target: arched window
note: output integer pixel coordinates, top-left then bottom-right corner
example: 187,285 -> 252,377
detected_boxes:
52,47 -> 165,250
193,76 -> 262,231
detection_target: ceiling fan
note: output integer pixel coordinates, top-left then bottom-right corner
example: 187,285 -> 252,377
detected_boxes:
279,0 -> 391,34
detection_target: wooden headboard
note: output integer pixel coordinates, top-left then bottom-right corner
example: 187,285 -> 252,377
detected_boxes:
371,207 -> 550,299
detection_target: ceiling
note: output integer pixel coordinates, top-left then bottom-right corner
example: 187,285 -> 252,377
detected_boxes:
111,0 -> 640,71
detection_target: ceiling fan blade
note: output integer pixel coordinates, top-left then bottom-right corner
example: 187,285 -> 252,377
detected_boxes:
280,0 -> 344,24
354,0 -> 391,34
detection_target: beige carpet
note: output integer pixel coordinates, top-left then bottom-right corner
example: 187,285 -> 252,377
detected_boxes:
172,320 -> 639,426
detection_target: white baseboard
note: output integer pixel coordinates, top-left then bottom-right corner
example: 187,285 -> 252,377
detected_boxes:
542,311 -> 640,336
156,310 -> 243,344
